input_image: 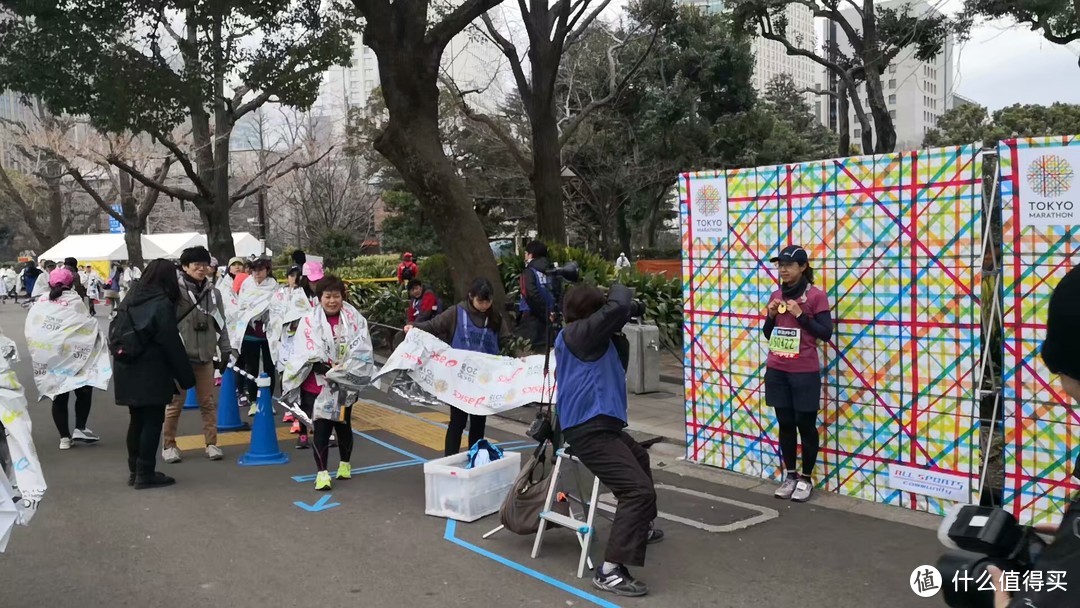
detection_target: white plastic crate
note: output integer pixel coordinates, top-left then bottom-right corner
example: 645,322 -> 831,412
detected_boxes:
423,450 -> 522,522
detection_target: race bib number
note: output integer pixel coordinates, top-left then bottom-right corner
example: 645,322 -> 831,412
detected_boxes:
769,328 -> 800,358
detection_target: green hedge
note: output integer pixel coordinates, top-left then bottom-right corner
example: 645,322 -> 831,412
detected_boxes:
332,255 -> 401,281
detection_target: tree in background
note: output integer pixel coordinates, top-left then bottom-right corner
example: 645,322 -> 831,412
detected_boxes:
458,0 -> 664,245
924,102 -> 1080,147
348,0 -> 507,303
0,1 -> 356,261
732,0 -> 957,153
560,5 -> 758,251
0,102 -> 102,252
267,109 -> 378,258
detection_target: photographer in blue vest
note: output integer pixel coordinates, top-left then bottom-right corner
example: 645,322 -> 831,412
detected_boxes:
555,282 -> 663,597
516,241 -> 556,353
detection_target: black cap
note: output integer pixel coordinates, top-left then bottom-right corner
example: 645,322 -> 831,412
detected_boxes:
1042,265 -> 1080,381
770,245 -> 809,265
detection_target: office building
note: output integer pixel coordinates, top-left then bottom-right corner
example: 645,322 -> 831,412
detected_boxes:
820,0 -> 955,151
681,0 -> 819,104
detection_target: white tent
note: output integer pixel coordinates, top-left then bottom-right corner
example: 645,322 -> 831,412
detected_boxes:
37,234 -> 169,263
146,232 -> 271,259
38,232 -> 271,263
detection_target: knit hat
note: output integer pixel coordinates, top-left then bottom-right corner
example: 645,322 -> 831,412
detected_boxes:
303,261 -> 325,282
48,267 -> 75,288
1042,265 -> 1080,381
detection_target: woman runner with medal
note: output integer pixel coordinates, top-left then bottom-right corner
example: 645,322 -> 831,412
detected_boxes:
762,245 -> 832,502
405,278 -> 511,456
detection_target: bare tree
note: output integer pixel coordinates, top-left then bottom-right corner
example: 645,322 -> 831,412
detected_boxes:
267,109 -> 378,254
449,1 -> 662,243
0,102 -> 101,252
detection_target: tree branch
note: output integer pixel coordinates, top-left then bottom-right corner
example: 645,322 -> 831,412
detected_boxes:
107,155 -> 199,201
68,167 -> 129,227
148,129 -> 211,198
426,0 -> 507,52
443,76 -> 532,174
230,147 -> 335,203
480,12 -> 533,102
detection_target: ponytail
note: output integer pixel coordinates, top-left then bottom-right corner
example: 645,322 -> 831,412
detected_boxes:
802,266 -> 815,284
48,285 -> 65,301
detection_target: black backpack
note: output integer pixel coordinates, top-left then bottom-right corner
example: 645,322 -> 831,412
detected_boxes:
108,301 -> 147,361
400,264 -> 416,282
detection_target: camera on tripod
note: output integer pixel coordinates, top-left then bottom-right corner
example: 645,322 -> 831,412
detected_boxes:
936,504 -> 1047,607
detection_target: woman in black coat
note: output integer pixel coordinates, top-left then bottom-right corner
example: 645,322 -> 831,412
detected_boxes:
112,259 -> 196,489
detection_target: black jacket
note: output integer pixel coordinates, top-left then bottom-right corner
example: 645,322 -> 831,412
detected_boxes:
113,286 -> 196,407
522,257 -> 552,318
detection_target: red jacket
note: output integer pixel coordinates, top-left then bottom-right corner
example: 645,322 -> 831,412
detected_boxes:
397,261 -> 419,283
408,290 -> 439,323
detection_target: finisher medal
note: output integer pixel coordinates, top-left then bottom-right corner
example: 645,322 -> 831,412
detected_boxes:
777,304 -> 787,314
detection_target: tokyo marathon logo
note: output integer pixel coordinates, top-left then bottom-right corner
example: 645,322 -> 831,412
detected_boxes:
1026,154 -> 1075,198
695,184 -> 724,216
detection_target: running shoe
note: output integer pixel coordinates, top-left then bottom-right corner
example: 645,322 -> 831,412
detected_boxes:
774,476 -> 799,499
593,564 -> 648,597
72,428 -> 100,443
315,470 -> 332,491
792,479 -> 813,502
336,462 -> 352,480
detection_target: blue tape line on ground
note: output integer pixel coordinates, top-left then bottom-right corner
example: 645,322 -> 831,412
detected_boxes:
291,458 -> 424,483
443,520 -> 622,608
354,430 -> 427,461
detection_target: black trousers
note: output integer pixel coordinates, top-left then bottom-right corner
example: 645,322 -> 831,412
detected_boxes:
310,398 -> 353,472
564,420 -> 657,567
297,389 -> 316,436
52,386 -> 93,438
445,406 -> 486,456
240,338 -> 275,402
126,405 -> 166,476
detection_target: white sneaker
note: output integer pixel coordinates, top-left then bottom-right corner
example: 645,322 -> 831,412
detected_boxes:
72,428 -> 100,443
774,476 -> 799,499
162,447 -> 183,463
206,445 -> 224,461
59,437 -> 72,450
791,479 -> 814,502
248,403 -> 258,417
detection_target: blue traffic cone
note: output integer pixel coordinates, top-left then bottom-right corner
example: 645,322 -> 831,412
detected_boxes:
238,373 -> 289,466
217,368 -> 249,432
183,387 -> 199,410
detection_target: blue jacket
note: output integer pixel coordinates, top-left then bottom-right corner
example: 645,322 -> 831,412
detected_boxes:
553,284 -> 632,430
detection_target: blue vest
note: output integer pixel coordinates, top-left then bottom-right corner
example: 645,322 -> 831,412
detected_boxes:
553,331 -> 628,430
451,306 -> 499,355
518,267 -> 555,314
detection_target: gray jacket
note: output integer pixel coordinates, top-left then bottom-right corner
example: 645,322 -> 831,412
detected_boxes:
177,273 -> 231,364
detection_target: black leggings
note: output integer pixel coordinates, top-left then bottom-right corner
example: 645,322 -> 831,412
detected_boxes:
312,401 -> 353,472
241,338 -> 275,402
775,408 -> 820,477
52,386 -> 93,438
126,405 -> 166,476
445,407 -> 486,456
297,390 -> 316,436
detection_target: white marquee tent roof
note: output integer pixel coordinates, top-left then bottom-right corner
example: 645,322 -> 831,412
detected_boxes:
38,232 -> 270,263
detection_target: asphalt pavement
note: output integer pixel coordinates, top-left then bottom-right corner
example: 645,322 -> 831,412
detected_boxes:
0,304 -> 952,607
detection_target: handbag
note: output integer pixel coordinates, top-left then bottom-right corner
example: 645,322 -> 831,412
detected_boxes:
498,442 -> 569,535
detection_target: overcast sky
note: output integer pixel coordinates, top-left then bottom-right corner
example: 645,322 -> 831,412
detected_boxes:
955,21 -> 1080,110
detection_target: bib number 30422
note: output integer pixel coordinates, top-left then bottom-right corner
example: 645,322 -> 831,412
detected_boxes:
768,327 -> 800,358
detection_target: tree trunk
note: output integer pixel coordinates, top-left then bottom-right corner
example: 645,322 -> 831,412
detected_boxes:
201,200 -> 237,262
118,173 -> 144,267
374,59 -> 504,307
530,103 -> 567,244
861,1 -> 896,153
615,204 -> 632,255
837,89 -> 851,156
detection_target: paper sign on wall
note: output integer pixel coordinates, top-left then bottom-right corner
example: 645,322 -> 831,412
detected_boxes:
888,464 -> 971,503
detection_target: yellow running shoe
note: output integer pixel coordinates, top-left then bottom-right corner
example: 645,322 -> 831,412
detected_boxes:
315,470 -> 332,491
336,462 -> 352,480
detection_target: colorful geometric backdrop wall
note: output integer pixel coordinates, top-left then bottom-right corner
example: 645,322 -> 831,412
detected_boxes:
680,145 -> 983,513
1001,136 -> 1080,525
